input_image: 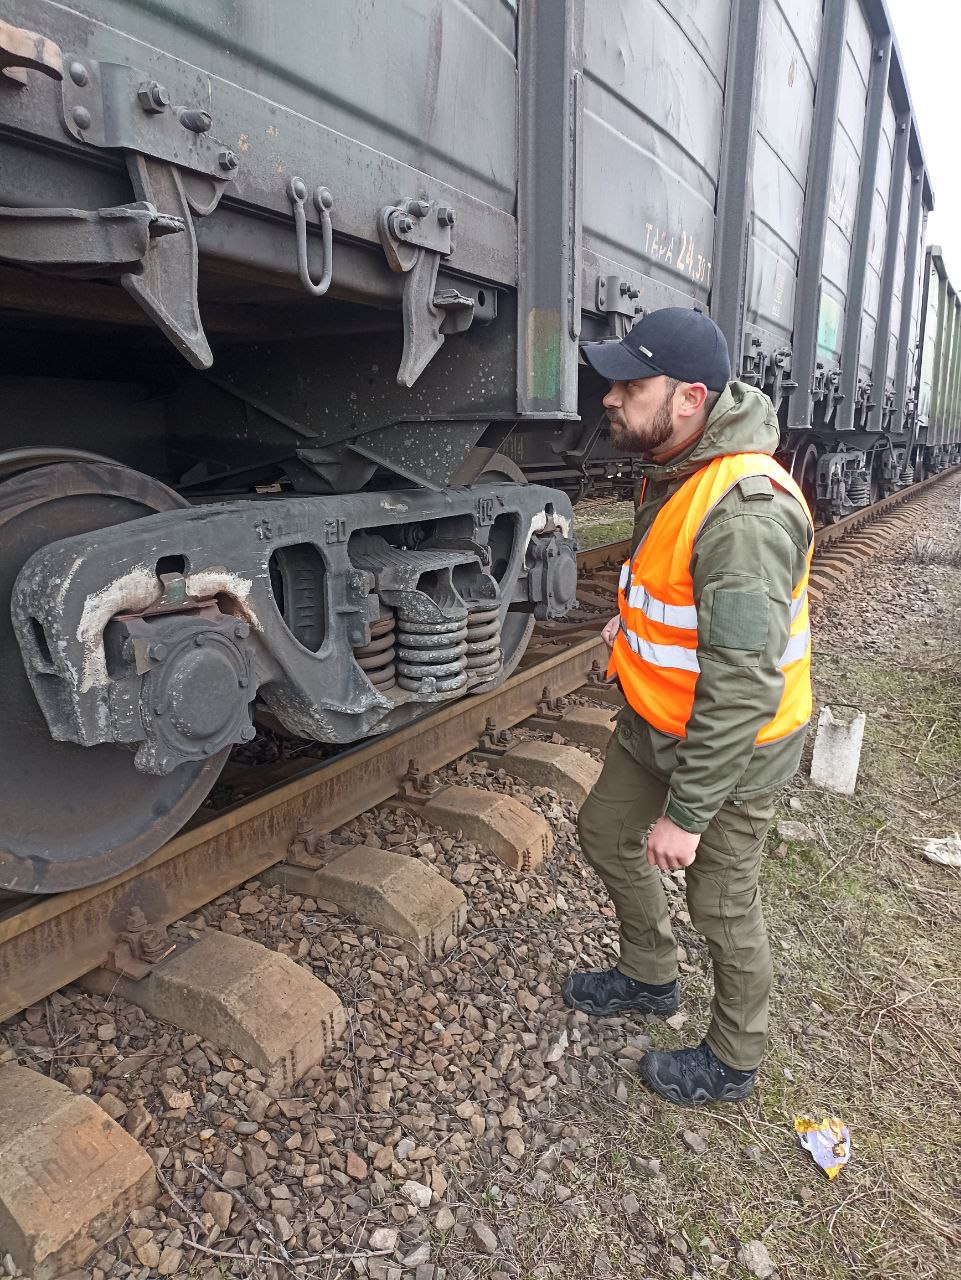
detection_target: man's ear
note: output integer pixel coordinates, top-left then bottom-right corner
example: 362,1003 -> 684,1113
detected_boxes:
677,382 -> 708,417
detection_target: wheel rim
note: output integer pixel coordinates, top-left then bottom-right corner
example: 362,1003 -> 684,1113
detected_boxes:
0,459 -> 229,894
790,440 -> 820,513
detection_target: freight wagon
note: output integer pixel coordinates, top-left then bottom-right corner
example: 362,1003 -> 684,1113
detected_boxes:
915,247 -> 961,473
0,0 -> 954,894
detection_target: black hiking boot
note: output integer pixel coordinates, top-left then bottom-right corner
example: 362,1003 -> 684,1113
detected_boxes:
561,967 -> 680,1018
638,1041 -> 757,1106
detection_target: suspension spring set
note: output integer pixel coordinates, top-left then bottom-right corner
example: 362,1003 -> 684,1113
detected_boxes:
396,609 -> 469,694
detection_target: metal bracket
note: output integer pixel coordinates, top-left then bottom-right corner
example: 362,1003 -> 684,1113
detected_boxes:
854,377 -> 875,424
525,690 -> 568,733
286,818 -> 337,869
769,348 -> 797,404
60,54 -> 239,183
541,691 -> 568,716
397,759 -> 445,805
103,906 -> 175,980
740,336 -> 766,387
595,274 -> 642,338
121,152 -> 214,368
0,200 -> 183,276
470,716 -> 514,759
378,197 -> 474,387
824,369 -> 844,421
0,26 -> 226,366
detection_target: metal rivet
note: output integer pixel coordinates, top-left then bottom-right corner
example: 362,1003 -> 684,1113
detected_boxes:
238,676 -> 249,689
218,149 -> 238,172
241,725 -> 256,741
202,743 -> 215,755
194,634 -> 207,647
233,621 -> 249,639
72,106 -> 92,130
69,61 -> 88,87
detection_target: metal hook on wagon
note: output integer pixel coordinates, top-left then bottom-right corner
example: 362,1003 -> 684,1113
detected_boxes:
286,176 -> 333,297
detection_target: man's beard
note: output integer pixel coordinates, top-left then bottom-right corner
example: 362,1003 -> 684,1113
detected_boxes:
607,387 -> 675,455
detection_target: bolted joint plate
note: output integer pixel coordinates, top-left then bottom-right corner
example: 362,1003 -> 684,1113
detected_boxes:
60,55 -> 237,184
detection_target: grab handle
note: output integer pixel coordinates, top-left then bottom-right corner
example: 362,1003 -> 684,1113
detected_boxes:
286,177 -> 333,297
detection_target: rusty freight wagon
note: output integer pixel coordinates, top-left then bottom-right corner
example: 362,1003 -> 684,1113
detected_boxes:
0,0 -> 946,895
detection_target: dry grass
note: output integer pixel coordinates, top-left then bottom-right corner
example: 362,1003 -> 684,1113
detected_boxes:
572,498 -> 634,550
907,531 -> 961,567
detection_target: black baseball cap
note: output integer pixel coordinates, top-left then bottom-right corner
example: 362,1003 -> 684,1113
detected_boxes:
581,307 -> 732,392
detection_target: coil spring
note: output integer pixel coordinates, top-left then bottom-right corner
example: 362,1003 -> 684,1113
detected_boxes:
900,459 -> 916,486
465,603 -> 502,685
396,609 -> 468,693
846,472 -> 870,506
352,612 -> 396,691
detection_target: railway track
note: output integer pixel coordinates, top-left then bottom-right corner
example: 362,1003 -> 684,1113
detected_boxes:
2,464 -> 958,1023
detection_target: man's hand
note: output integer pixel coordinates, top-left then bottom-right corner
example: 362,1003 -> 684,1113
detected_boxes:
602,615 -> 619,649
646,815 -> 700,871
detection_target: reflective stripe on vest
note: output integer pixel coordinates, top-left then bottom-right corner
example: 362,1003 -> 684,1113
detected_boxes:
619,617 -> 811,673
611,452 -> 814,744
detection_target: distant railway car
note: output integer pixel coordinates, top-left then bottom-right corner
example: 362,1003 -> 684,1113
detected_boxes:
915,248 -> 961,473
0,0 -> 953,894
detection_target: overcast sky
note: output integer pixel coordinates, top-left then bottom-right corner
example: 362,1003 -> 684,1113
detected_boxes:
886,0 -> 960,278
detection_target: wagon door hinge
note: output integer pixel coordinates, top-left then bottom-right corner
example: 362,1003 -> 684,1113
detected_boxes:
378,198 -> 474,386
595,274 -> 642,338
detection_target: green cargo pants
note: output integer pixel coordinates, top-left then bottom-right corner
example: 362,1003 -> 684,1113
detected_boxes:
577,733 -> 776,1070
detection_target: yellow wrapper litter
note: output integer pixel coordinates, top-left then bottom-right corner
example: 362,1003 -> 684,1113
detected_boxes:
794,1115 -> 851,1179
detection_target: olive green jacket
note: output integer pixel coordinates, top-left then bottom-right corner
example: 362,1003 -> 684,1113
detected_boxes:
615,380 -> 814,833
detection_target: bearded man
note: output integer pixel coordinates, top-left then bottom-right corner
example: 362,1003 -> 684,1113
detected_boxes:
566,307 -> 814,1106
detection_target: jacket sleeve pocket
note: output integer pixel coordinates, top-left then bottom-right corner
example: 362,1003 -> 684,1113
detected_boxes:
708,588 -> 769,651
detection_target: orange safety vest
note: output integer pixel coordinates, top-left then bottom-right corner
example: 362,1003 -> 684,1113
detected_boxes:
610,452 -> 813,744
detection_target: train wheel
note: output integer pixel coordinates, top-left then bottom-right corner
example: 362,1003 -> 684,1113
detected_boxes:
0,456 -> 229,895
473,452 -> 536,685
790,439 -> 820,515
